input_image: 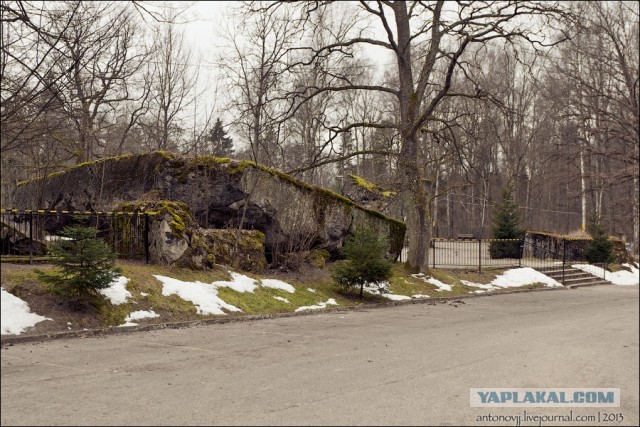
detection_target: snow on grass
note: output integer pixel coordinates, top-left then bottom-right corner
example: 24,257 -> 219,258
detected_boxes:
381,294 -> 412,301
462,267 -> 562,290
1,288 -> 51,335
412,273 -> 453,291
153,272 -> 299,315
461,280 -> 495,290
572,264 -> 639,286
294,298 -> 338,312
491,267 -> 562,288
362,282 -> 414,300
99,276 -> 132,305
261,279 -> 295,293
119,310 -> 160,327
213,272 -> 258,293
307,288 -> 317,293
411,294 -> 431,299
155,275 -> 242,315
363,282 -> 390,295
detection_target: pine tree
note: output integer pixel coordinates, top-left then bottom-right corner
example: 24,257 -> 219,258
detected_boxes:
207,118 -> 234,157
36,224 -> 122,306
585,215 -> 615,264
332,228 -> 393,298
489,182 -> 524,259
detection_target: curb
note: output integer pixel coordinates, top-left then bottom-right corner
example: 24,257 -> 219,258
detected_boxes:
567,282 -> 613,289
1,285 -> 566,347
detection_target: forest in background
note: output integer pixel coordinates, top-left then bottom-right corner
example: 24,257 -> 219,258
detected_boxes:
1,1 -> 638,268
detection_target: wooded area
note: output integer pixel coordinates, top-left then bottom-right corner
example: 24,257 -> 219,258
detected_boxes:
1,1 -> 638,271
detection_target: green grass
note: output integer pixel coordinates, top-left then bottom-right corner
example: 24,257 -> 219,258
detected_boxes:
1,259 -> 559,330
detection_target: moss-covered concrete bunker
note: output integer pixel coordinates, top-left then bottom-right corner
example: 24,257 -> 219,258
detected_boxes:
12,152 -> 406,263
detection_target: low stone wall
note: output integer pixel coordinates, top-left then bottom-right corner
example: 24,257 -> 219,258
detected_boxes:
523,231 -> 629,262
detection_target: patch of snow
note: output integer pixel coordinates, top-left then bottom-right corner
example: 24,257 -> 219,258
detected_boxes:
461,268 -> 561,290
412,274 -> 453,291
491,267 -> 562,288
127,310 -> 160,321
363,281 -> 391,295
1,288 -> 51,335
140,292 -> 149,297
214,272 -> 258,293
411,273 -> 451,291
427,277 -> 452,292
118,322 -> 137,327
99,276 -> 132,305
381,294 -> 411,301
118,310 -> 160,327
155,275 -> 242,316
273,296 -> 290,303
261,279 -> 295,293
572,264 -> 639,286
294,298 -> 338,312
307,288 -> 317,293
411,294 -> 431,299
461,280 -> 495,290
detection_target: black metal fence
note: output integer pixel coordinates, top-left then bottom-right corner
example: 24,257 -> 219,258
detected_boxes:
0,209 -> 154,263
398,237 -> 611,275
398,238 -> 528,271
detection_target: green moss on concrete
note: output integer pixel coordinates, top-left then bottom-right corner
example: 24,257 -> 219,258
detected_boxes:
118,200 -> 193,238
305,249 -> 330,267
189,229 -> 267,272
16,151 -> 174,187
349,174 -> 397,198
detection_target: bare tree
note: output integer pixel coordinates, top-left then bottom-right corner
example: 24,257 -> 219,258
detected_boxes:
140,9 -> 195,152
265,1 -> 567,271
219,1 -> 304,167
0,1 -> 151,203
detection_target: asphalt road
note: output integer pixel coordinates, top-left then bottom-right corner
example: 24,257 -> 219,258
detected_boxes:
1,286 -> 638,426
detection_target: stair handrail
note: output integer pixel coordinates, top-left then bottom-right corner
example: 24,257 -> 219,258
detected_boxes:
562,238 -> 612,282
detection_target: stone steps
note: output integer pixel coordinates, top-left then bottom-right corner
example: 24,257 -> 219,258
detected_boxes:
536,266 -> 612,288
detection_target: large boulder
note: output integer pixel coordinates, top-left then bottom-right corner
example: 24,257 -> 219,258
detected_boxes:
12,152 -> 406,261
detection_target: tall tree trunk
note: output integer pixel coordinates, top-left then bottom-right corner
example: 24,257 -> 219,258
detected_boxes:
634,176 -> 639,256
400,135 -> 431,272
580,147 -> 587,231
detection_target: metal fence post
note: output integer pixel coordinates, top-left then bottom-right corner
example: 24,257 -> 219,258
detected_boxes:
478,238 -> 482,273
144,213 -> 150,264
562,239 -> 566,285
518,239 -> 523,267
432,240 -> 436,269
28,212 -> 33,265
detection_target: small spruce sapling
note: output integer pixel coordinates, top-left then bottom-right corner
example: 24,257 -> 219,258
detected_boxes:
585,215 -> 615,264
36,223 -> 121,307
332,228 -> 392,298
489,182 -> 524,259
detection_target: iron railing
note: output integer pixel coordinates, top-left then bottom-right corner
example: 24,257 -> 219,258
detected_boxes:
398,238 -> 525,272
1,209 -> 154,264
399,237 -> 613,282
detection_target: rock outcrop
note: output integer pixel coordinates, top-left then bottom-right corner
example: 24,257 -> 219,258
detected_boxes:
13,152 -> 406,263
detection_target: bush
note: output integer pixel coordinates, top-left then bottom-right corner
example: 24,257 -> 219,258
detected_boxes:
36,224 -> 121,306
489,182 -> 524,259
585,216 -> 615,264
332,228 -> 392,297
